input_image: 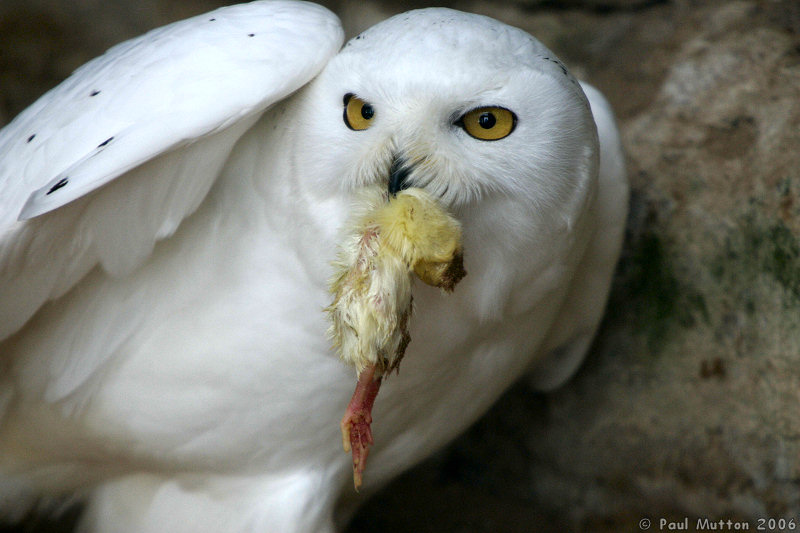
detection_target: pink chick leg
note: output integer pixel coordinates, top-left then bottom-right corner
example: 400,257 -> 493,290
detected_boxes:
340,364 -> 383,489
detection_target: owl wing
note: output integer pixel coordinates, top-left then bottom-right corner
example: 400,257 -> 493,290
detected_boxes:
529,81 -> 629,391
0,1 -> 343,340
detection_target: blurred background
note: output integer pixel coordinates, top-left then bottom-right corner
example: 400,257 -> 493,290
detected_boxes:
2,0 -> 800,531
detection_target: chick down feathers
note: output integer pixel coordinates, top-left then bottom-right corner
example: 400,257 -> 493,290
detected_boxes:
327,186 -> 465,376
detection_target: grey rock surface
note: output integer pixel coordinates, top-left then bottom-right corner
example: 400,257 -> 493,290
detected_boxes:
1,1 -> 799,532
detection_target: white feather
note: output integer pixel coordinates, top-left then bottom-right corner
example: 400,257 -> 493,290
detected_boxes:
0,0 -> 343,339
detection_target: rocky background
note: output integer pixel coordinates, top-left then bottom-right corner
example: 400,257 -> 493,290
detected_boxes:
2,0 -> 800,532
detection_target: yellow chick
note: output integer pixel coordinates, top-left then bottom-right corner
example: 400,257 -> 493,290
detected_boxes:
327,185 -> 465,489
327,186 -> 465,374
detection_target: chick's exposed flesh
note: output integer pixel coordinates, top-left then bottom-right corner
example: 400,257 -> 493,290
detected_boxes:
327,186 -> 465,488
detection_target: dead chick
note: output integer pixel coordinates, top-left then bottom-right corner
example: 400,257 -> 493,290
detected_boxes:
327,185 -> 466,488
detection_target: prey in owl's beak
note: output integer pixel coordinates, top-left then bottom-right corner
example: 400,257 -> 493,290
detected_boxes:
327,156 -> 466,489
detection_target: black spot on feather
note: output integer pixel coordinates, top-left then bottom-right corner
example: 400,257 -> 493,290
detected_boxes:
90,90 -> 101,97
97,136 -> 114,148
27,134 -> 36,143
248,33 -> 255,37
46,177 -> 69,195
209,18 -> 216,21
543,56 -> 568,76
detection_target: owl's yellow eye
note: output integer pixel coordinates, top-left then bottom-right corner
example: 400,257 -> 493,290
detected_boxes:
459,107 -> 517,141
343,93 -> 375,131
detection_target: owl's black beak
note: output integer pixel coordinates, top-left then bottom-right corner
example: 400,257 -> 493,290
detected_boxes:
388,157 -> 412,196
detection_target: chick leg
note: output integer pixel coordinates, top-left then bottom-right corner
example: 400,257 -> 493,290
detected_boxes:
341,364 -> 382,489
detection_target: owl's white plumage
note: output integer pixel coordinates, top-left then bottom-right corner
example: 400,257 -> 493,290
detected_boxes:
0,1 -> 627,532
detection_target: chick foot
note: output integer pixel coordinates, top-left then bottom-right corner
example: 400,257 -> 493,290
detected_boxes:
341,364 -> 382,490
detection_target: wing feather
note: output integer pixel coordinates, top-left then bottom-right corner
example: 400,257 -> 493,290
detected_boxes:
0,0 -> 344,340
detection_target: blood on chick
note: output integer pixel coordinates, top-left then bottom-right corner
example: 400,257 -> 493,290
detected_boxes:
327,185 -> 465,488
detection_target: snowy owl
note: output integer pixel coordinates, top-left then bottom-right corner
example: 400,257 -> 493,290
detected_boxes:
0,1 -> 628,532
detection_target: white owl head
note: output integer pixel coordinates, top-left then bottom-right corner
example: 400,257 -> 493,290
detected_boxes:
291,8 -> 598,218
